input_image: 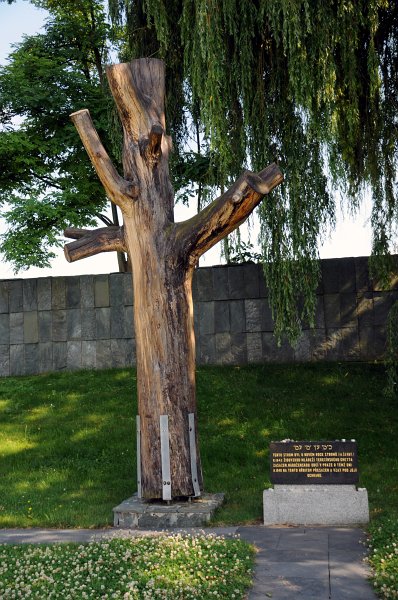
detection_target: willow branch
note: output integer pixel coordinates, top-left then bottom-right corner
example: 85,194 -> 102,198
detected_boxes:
70,109 -> 139,213
64,225 -> 126,262
175,163 -> 283,262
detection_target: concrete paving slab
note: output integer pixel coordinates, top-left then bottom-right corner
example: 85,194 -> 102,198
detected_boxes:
330,576 -> 377,600
253,559 -> 329,579
249,576 -> 330,599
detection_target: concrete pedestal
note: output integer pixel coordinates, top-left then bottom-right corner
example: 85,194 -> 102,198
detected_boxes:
263,485 -> 369,526
113,493 -> 224,529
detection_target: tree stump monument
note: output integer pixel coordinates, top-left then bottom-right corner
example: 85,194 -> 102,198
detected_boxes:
64,58 -> 283,501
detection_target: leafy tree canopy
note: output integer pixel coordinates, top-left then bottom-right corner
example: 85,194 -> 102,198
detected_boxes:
110,0 -> 398,338
0,0 -> 121,270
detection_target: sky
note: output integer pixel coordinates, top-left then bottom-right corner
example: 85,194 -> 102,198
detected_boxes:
0,0 -> 373,280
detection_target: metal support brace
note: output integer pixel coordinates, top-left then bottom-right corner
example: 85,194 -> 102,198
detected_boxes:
136,416 -> 142,498
160,415 -> 171,501
188,413 -> 201,497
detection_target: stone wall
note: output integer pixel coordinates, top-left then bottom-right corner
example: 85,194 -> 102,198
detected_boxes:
0,256 -> 397,377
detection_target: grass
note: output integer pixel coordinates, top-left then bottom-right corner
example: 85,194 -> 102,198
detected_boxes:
0,363 -> 397,527
0,533 -> 254,599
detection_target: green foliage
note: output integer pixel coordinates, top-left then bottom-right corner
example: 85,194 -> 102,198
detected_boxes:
368,517 -> 398,599
0,535 -> 254,599
384,300 -> 398,399
112,0 -> 398,342
0,0 -> 119,271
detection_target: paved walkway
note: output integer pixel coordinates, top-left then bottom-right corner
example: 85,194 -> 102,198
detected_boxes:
0,526 -> 377,599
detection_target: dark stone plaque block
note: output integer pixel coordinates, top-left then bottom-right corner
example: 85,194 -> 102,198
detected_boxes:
23,279 -> 37,311
270,440 -> 359,485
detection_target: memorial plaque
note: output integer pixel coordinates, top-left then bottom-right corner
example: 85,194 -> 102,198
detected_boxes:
270,440 -> 359,484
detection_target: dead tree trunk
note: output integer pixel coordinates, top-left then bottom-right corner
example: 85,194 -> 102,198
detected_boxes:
64,58 -> 283,499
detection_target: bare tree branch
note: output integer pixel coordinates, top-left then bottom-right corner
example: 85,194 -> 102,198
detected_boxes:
70,109 -> 139,213
64,225 -> 126,262
175,163 -> 283,263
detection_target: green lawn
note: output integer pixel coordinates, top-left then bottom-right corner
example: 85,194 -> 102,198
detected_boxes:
0,363 -> 397,528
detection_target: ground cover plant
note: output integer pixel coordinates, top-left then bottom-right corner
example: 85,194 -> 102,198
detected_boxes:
0,363 -> 397,527
0,533 -> 254,599
368,518 -> 398,599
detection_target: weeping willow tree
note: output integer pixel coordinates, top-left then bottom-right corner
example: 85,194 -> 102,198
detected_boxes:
108,0 -> 398,341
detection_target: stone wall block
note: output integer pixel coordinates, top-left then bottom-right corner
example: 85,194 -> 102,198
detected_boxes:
123,306 -> 134,338
126,337 -> 136,364
262,333 -> 295,362
340,293 -> 358,327
0,345 -> 9,376
39,342 -> 53,373
53,342 -> 67,371
0,314 -> 10,344
123,274 -> 134,306
214,301 -> 230,333
110,339 -> 129,368
0,281 -> 9,313
321,259 -> 341,294
197,334 -> 216,365
96,339 -> 111,369
110,305 -> 125,338
258,268 -> 269,298
96,307 -> 111,339
199,302 -> 215,335
9,280 -> 23,313
52,310 -> 67,342
215,332 -> 231,364
10,344 -> 24,376
356,294 -> 374,328
94,275 -> 110,307
25,344 -> 39,374
24,311 -> 39,344
323,329 -> 343,361
355,257 -> 371,293
247,332 -> 263,363
339,258 -> 356,293
82,340 -> 96,369
230,333 -> 247,365
374,292 -> 397,326
81,309 -> 96,340
38,311 -> 52,342
67,309 -> 82,340
293,332 -> 312,362
195,268 -> 213,301
243,263 -> 260,298
228,265 -> 246,299
52,278 -> 66,309
37,278 -> 52,311
23,279 -> 37,311
230,300 -> 245,333
110,273 -> 125,305
66,278 -> 81,308
212,266 -> 229,300
67,341 -> 81,370
214,332 -> 247,365
324,294 -> 340,328
245,299 -> 263,333
9,312 -> 23,344
339,327 -> 361,360
358,326 -> 377,360
80,275 -> 94,308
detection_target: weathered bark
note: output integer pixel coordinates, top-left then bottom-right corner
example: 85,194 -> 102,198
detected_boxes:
64,58 -> 283,499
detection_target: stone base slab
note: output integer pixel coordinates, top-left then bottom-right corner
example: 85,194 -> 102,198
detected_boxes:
113,493 -> 224,529
263,485 -> 369,526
